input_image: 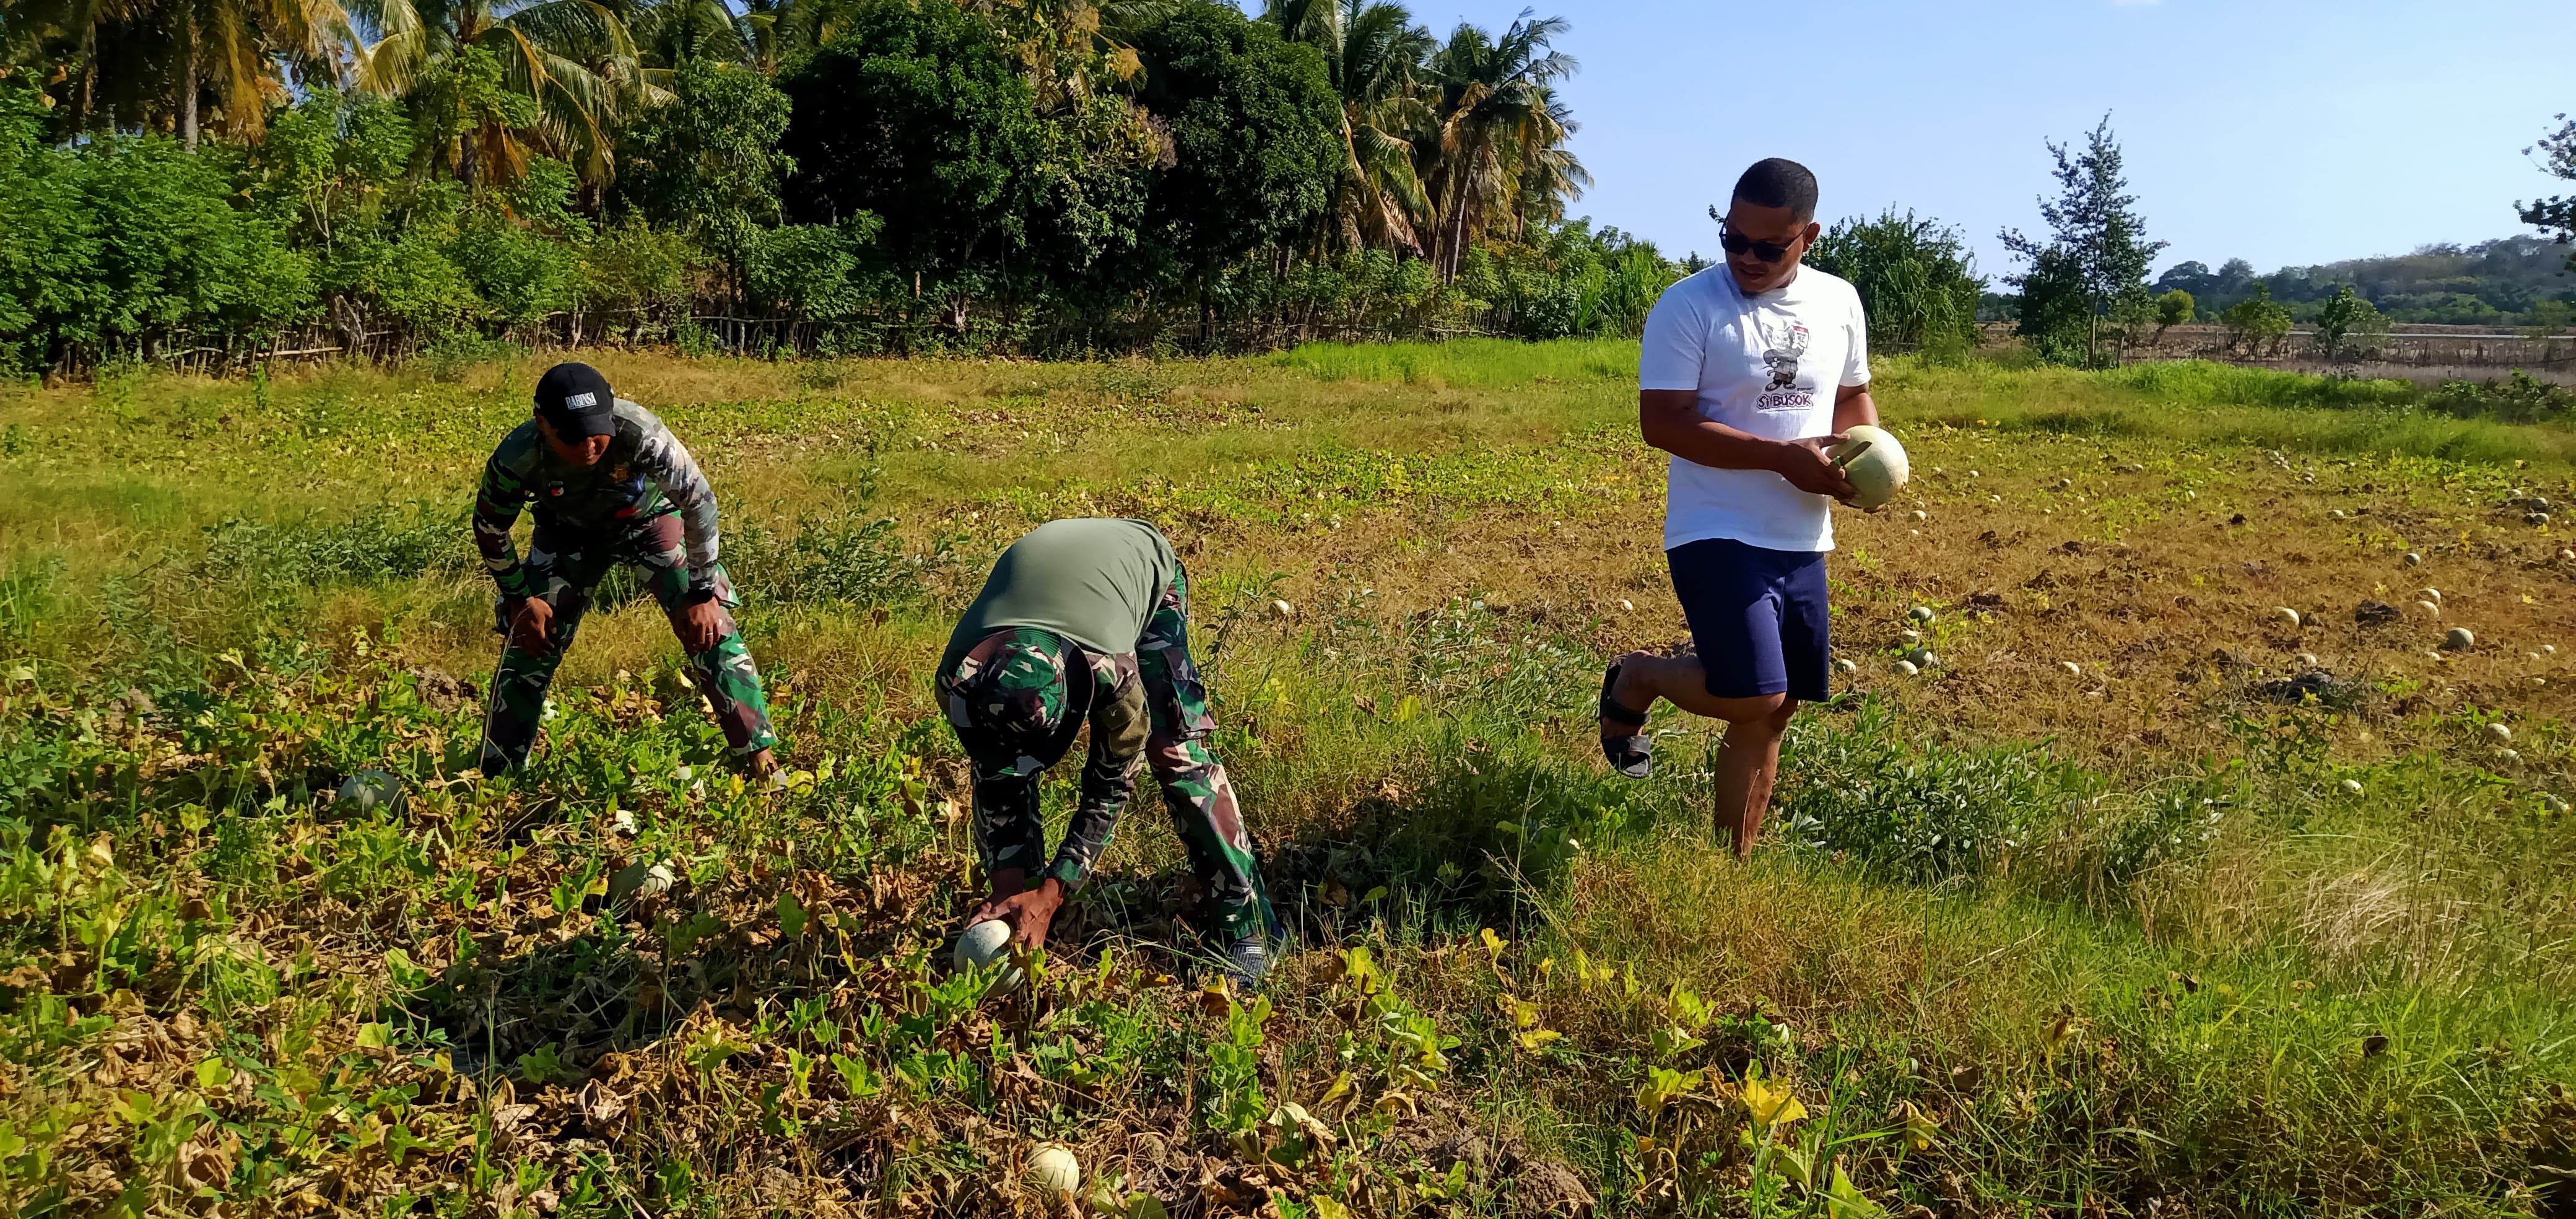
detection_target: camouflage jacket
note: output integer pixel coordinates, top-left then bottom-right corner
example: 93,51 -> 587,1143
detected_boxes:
472,400 -> 726,599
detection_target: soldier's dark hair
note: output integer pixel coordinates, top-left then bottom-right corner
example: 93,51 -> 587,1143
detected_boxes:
1732,158 -> 1819,224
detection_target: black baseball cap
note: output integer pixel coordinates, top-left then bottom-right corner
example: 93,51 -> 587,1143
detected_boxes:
534,362 -> 617,439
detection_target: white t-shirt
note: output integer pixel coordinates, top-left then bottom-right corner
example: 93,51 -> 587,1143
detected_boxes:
1638,264 -> 1871,553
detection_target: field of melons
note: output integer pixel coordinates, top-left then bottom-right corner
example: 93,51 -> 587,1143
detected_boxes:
1,341 -> 2571,1217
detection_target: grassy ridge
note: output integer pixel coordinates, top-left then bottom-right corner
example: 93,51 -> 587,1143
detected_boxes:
0,347 -> 2570,1217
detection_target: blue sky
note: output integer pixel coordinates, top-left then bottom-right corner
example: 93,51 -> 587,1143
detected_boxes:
1416,0 -> 2576,282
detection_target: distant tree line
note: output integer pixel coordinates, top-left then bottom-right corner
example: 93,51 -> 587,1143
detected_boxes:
2151,238 -> 2576,331
0,0 -> 1697,374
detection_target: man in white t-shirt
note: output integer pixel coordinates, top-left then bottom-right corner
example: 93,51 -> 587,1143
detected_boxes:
1596,157 -> 1877,861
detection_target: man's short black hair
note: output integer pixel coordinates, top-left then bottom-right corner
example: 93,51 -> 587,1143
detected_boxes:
1731,158 -> 1819,224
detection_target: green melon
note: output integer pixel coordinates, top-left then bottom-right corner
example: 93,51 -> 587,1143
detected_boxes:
954,919 -> 1025,994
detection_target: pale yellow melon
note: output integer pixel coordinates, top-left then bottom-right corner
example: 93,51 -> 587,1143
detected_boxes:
1828,426 -> 1910,510
1027,1145 -> 1081,1197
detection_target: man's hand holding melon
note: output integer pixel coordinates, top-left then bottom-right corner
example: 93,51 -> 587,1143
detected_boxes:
1825,424 -> 1909,511
1767,426 -> 1905,512
1772,435 -> 1860,502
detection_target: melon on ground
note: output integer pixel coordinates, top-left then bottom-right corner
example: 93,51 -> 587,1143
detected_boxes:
954,920 -> 1025,994
1027,1145 -> 1080,1197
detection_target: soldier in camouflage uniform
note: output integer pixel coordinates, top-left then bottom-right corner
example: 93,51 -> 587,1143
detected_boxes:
938,518 -> 1278,987
471,362 -> 778,776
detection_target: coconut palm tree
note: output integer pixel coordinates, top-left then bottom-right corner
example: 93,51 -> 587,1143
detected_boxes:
1499,79 -> 1586,238
9,0 -> 137,136
1260,0 -> 1435,254
165,0 -> 352,147
352,0 -> 643,186
1419,9 -> 1575,280
613,0 -> 750,71
14,0 -> 348,144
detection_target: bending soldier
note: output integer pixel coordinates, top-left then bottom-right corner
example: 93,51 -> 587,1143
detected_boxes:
938,518 -> 1278,988
471,362 -> 778,776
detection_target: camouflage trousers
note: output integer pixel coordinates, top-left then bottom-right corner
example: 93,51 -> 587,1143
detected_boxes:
939,567 -> 1278,944
477,513 -> 777,774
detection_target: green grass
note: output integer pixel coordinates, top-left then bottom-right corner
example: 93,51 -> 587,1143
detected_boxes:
0,343 -> 2570,1217
1268,336 -> 1642,387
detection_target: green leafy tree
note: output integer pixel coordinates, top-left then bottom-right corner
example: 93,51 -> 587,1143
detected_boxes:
162,0 -> 352,149
12,0 -> 348,145
0,92 -> 315,370
580,221 -> 700,326
624,0 -> 756,70
0,84 -> 94,370
778,0 -> 1046,336
2528,298 -> 2572,338
351,0 -> 643,186
611,58 -> 794,271
1131,1 -> 1341,341
2012,245 -> 2093,365
253,86 -> 425,347
447,157 -> 588,325
742,216 -> 888,325
400,40 -> 543,188
1806,208 -> 1986,357
355,222 -> 484,334
2522,111 -> 2576,268
2313,284 -> 2388,368
2154,287 -> 2193,334
2221,281 -> 2292,354
1999,114 -> 2165,366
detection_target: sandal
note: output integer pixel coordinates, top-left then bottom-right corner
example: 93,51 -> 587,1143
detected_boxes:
1598,662 -> 1653,779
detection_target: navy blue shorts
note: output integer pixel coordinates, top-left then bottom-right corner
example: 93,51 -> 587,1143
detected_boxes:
1666,538 -> 1831,704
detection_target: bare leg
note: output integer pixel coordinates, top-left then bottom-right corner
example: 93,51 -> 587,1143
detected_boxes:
1713,700 -> 1797,860
1601,652 -> 1798,860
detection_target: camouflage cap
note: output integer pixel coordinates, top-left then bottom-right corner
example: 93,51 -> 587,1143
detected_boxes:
944,629 -> 1089,757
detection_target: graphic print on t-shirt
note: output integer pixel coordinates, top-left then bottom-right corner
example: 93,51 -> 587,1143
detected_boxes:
1756,318 -> 1812,408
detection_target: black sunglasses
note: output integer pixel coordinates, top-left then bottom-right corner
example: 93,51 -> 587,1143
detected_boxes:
1720,224 -> 1800,264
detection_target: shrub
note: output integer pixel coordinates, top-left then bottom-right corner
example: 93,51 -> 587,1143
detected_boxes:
726,513 -> 934,609
742,221 -> 889,325
2222,282 -> 2293,351
0,88 -> 317,370
2156,287 -> 2195,328
1776,701 -> 2054,883
2426,370 -> 2575,424
581,222 -> 703,321
1808,208 -> 1986,356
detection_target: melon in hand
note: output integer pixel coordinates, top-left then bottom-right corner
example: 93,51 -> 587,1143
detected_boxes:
1826,425 -> 1910,510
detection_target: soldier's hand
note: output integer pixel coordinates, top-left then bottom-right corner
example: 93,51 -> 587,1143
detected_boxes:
676,598 -> 724,653
508,598 -> 556,652
973,877 -> 1068,951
